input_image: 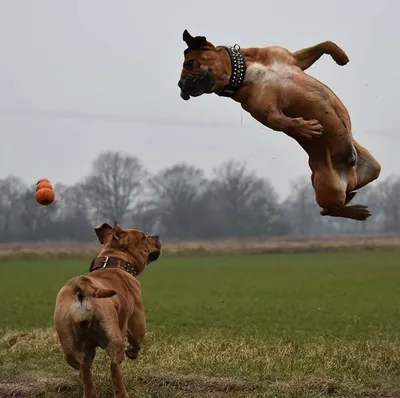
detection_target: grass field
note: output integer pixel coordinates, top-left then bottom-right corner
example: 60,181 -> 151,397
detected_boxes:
1,250 -> 400,397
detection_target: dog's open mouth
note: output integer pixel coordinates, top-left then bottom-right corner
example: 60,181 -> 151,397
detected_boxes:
180,88 -> 205,100
148,250 -> 161,263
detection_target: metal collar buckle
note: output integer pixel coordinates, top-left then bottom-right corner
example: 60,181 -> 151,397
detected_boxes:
232,44 -> 241,52
101,256 -> 109,269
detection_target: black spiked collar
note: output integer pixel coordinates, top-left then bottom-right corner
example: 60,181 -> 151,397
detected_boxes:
214,44 -> 247,98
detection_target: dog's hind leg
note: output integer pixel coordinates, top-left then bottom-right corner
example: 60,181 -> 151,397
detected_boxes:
55,326 -> 83,371
56,325 -> 98,398
80,345 -> 98,398
292,41 -> 349,70
323,142 -> 381,211
65,350 -> 81,371
351,140 -> 381,190
320,204 -> 372,220
312,169 -> 372,220
62,345 -> 98,398
106,336 -> 128,398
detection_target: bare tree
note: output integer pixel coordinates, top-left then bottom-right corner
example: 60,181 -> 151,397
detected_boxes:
55,183 -> 90,220
283,176 -> 321,236
206,160 -> 280,237
83,151 -> 147,223
373,175 -> 400,232
129,201 -> 159,234
148,163 -> 207,238
0,176 -> 27,240
53,182 -> 93,240
3,154 -> 400,242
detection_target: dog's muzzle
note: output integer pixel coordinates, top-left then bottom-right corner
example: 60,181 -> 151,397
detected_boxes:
147,234 -> 162,263
178,69 -> 214,101
178,78 -> 191,101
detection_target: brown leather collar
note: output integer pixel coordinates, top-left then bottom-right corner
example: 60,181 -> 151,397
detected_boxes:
89,256 -> 137,277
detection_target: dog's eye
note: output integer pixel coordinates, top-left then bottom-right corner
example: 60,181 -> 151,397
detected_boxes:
184,60 -> 194,69
142,234 -> 146,240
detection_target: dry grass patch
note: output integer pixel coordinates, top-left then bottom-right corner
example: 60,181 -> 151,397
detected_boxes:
1,328 -> 400,397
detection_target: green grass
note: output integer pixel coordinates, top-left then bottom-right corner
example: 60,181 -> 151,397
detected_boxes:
1,251 -> 400,397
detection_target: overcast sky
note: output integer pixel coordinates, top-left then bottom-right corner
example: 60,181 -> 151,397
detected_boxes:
0,0 -> 397,199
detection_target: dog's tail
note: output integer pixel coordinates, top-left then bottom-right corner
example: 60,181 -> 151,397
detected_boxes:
71,276 -> 116,324
75,276 -> 117,300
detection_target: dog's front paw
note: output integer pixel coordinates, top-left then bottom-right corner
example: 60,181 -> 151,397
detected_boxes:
331,46 -> 349,66
333,52 -> 349,66
293,118 -> 323,140
125,344 -> 140,360
325,41 -> 349,66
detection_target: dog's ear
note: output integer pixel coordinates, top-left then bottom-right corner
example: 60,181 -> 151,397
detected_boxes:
112,221 -> 124,238
183,29 -> 207,50
112,220 -> 127,245
94,223 -> 113,245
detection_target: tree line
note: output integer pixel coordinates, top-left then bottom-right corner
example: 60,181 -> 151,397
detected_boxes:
0,150 -> 398,243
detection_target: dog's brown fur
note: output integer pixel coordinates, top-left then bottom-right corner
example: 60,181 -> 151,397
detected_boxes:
54,221 -> 162,398
178,31 -> 381,220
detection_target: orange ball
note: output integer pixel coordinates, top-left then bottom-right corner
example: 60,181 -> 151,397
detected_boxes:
36,181 -> 53,191
36,178 -> 50,185
36,188 -> 55,206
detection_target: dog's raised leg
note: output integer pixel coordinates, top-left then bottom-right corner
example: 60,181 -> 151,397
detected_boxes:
292,41 -> 349,70
107,338 -> 128,398
125,304 -> 146,360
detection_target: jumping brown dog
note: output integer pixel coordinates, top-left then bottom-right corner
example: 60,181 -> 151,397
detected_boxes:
54,221 -> 162,398
178,30 -> 381,220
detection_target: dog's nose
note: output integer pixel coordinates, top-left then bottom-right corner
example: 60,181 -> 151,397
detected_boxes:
178,79 -> 183,89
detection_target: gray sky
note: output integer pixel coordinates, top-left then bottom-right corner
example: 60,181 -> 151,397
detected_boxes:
0,0 -> 397,199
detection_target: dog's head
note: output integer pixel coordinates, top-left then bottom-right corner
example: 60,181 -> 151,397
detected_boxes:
178,30 -> 230,101
94,221 -> 162,275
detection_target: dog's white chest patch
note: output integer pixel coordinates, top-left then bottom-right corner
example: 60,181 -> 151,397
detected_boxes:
245,62 -> 296,86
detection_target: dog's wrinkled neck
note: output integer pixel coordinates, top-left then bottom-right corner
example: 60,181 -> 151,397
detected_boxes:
99,247 -> 133,266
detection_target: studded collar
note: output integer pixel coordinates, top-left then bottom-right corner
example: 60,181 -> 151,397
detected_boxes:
214,44 -> 247,98
89,256 -> 137,277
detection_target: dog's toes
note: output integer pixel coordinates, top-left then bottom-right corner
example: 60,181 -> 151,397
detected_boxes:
310,128 -> 323,137
304,119 -> 323,133
334,53 -> 349,66
351,205 -> 372,220
314,124 -> 323,132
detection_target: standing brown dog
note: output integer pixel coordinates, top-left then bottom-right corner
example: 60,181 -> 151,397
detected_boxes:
54,221 -> 162,398
178,30 -> 381,220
